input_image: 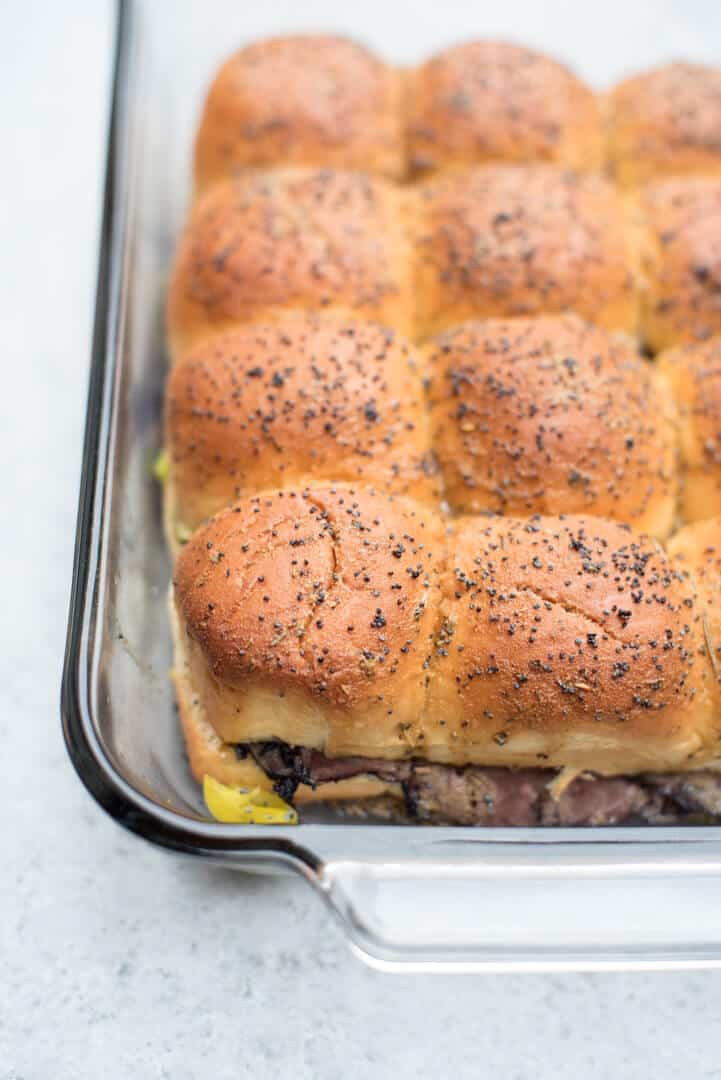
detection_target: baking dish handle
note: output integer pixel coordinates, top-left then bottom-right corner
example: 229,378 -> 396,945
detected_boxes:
314,842 -> 721,971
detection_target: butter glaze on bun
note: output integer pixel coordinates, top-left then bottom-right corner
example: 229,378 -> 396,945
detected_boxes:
424,314 -> 677,536
167,169 -> 413,360
658,337 -> 721,522
410,165 -> 639,339
668,516 -> 721,684
194,35 -> 405,190
608,63 -> 721,187
408,40 -> 602,175
638,176 -> 721,352
165,315 -> 439,534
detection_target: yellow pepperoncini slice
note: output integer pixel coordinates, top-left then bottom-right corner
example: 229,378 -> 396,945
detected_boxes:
203,775 -> 298,825
175,522 -> 193,545
153,448 -> 169,483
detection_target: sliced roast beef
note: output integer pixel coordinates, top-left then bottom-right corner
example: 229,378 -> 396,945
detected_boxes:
404,765 -> 657,826
405,764 -> 549,825
540,775 -> 653,827
247,740 -> 409,801
642,772 -> 721,819
238,740 -> 721,826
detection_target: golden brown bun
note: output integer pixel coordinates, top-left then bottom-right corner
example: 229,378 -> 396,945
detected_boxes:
638,176 -> 721,352
165,316 -> 440,533
410,166 -> 639,339
658,338 -> 721,522
426,514 -> 719,774
667,517 -> 721,682
173,485 -> 720,774
166,169 -> 413,360
173,485 -> 445,758
408,41 -> 602,176
194,36 -> 405,190
424,315 -> 677,537
172,605 -> 397,803
607,64 -> 721,188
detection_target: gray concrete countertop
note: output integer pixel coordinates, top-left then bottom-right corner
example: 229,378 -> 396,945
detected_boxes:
3,2 -> 721,1076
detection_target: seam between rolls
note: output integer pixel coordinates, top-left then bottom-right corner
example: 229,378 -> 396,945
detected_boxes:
300,484 -> 448,747
419,520 -> 453,733
291,492 -> 343,648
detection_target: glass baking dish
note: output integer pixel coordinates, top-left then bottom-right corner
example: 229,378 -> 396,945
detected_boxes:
62,0 -> 721,971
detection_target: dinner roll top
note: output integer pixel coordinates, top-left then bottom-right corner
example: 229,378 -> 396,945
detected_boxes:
166,169 -> 413,359
638,176 -> 721,352
408,40 -> 602,176
410,165 -> 639,339
658,338 -> 721,522
165,315 -> 440,535
194,35 -> 405,190
427,514 -> 719,774
424,315 -> 677,536
607,63 -> 721,188
173,486 -> 445,758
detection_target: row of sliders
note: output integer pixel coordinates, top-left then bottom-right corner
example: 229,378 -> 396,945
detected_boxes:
171,486 -> 721,800
194,36 -> 721,189
163,312 -> 721,544
167,165 -> 721,357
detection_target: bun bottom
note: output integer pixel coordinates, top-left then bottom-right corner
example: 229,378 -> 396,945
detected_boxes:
173,667 -> 721,827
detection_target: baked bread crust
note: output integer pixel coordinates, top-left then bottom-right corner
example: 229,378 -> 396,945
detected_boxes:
165,315 -> 439,533
408,40 -> 602,175
410,165 -> 639,339
638,176 -> 721,352
167,169 -> 413,359
424,314 -> 677,535
607,64 -> 721,188
659,338 -> 721,522
427,513 -> 719,773
668,516 -> 721,684
194,35 -> 405,189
